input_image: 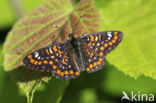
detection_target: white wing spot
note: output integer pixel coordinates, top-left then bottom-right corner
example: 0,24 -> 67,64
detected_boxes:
107,32 -> 112,37
69,65 -> 71,68
97,43 -> 100,46
51,56 -> 54,59
58,45 -> 61,49
89,59 -> 91,62
88,52 -> 91,55
95,35 -> 98,41
38,57 -> 41,60
34,52 -> 39,58
107,32 -> 112,40
56,53 -> 59,56
87,37 -> 90,41
55,59 -> 58,62
49,47 -> 53,54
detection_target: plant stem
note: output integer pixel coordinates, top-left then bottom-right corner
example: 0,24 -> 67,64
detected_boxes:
9,0 -> 25,19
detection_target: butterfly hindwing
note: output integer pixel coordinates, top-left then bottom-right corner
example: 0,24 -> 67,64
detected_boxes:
52,49 -> 80,80
78,31 -> 123,72
80,43 -> 106,73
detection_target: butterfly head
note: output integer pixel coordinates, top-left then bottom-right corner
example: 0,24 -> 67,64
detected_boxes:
69,33 -> 75,38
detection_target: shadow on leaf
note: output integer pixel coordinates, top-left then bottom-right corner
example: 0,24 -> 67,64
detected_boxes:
9,66 -> 51,82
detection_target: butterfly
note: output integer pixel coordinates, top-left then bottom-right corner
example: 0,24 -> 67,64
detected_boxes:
23,31 -> 123,80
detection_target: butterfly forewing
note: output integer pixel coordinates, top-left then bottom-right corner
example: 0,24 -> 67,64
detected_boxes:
23,41 -> 80,80
78,31 -> 123,72
23,41 -> 68,72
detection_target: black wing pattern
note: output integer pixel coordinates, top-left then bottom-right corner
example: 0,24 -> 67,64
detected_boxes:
78,31 -> 123,73
23,41 -> 80,80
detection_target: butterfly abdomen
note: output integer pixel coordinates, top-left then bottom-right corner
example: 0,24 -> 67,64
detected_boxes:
69,36 -> 85,71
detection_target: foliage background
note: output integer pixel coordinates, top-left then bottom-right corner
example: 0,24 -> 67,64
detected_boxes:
0,0 -> 156,103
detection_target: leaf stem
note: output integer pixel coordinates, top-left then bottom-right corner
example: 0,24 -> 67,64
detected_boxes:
9,0 -> 25,18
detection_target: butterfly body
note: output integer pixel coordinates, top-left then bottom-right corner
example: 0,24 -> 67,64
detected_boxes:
23,31 -> 123,80
69,34 -> 85,72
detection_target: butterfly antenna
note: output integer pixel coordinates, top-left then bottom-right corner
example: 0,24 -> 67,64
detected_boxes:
72,13 -> 84,34
53,24 -> 70,34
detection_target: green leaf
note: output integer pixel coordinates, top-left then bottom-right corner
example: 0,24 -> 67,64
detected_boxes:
0,0 -> 45,29
104,66 -> 156,96
33,78 -> 69,103
97,0 -> 156,79
3,0 -> 100,102
0,0 -> 16,29
0,45 -> 26,103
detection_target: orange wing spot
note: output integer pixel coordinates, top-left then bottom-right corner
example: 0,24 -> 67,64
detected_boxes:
86,68 -> 90,72
49,61 -> 53,65
86,49 -> 89,52
38,61 -> 42,65
109,42 -> 113,45
30,59 -> 34,63
62,58 -> 67,65
97,61 -> 101,65
88,42 -> 92,46
34,61 -> 38,65
43,60 -> 48,64
112,39 -> 116,43
28,55 -> 32,59
90,52 -> 94,58
53,45 -> 57,52
100,52 -> 103,56
114,36 -> 118,40
60,72 -> 64,76
46,49 -> 50,55
57,70 -> 61,74
53,65 -> 57,69
65,71 -> 69,75
90,35 -> 94,41
99,58 -> 103,62
75,71 -> 79,76
58,50 -> 63,54
98,34 -> 101,41
93,62 -> 97,67
89,64 -> 93,69
104,43 -> 108,47
114,31 -> 118,35
100,46 -> 104,51
64,56 -> 69,58
69,70 -> 74,74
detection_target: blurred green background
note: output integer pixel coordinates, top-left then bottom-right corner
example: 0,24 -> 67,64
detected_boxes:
1,0 -> 156,103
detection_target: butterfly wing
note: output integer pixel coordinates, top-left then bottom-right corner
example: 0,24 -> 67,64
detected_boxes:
52,49 -> 80,80
78,31 -> 123,73
80,43 -> 106,73
23,41 -> 80,80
